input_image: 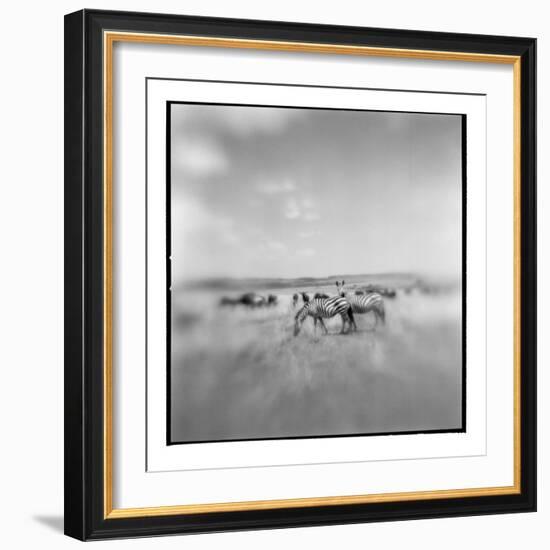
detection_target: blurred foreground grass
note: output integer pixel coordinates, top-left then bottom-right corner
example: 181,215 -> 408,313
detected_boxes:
170,289 -> 462,442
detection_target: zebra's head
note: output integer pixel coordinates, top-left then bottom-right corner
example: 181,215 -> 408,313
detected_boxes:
335,280 -> 346,297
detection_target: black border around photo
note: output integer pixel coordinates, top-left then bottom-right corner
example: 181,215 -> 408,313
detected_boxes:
164,100 -> 468,446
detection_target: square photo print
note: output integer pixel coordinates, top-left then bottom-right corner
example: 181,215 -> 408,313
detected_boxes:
167,102 -> 465,444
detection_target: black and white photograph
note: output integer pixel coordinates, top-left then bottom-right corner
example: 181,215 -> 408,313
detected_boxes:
168,102 -> 465,444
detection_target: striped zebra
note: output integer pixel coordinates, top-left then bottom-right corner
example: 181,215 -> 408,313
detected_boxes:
335,280 -> 386,329
294,296 -> 355,337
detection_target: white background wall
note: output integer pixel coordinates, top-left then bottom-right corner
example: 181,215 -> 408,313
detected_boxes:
0,0 -> 545,547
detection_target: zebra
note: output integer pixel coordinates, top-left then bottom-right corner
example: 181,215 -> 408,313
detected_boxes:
335,280 -> 386,329
294,296 -> 355,337
292,293 -> 299,307
301,292 -> 311,304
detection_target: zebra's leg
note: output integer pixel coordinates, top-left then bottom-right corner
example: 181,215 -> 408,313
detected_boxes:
318,318 -> 329,334
374,304 -> 386,328
348,307 -> 357,332
313,317 -> 318,336
339,313 -> 349,334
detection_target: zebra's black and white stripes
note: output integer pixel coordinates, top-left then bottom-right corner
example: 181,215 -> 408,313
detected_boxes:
336,280 -> 386,329
294,297 -> 355,337
345,293 -> 386,327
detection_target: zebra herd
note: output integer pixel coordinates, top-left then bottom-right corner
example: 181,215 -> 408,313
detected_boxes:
293,280 -> 386,337
218,280 -> 387,338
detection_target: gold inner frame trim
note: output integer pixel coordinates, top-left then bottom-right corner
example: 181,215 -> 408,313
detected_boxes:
103,30 -> 522,519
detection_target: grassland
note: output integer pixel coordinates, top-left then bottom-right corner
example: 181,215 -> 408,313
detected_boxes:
170,277 -> 463,443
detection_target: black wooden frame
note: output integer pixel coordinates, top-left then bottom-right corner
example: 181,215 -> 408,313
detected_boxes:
64,9 -> 537,541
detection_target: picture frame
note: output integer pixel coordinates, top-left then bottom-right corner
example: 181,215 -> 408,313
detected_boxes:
64,9 -> 536,541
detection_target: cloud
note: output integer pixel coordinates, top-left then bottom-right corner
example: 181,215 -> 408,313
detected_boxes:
303,211 -> 320,222
220,107 -> 301,137
298,230 -> 320,239
173,138 -> 228,178
205,106 -> 303,138
258,240 -> 288,261
296,248 -> 316,257
172,194 -> 239,245
284,198 -> 301,220
283,197 -> 320,222
171,105 -> 304,181
265,240 -> 287,252
172,104 -> 304,141
256,179 -> 296,195
220,230 -> 240,246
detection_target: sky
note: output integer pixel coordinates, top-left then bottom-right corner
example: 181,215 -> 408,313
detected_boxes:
170,103 -> 463,282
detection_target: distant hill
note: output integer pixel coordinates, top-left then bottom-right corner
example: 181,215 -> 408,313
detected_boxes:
179,272 -> 422,292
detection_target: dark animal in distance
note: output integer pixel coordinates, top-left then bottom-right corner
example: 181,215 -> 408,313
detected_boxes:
239,293 -> 266,307
219,292 -> 267,308
379,288 -> 396,299
359,284 -> 396,299
294,296 -> 355,337
292,293 -> 299,307
219,296 -> 238,306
